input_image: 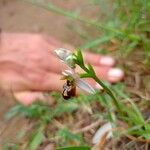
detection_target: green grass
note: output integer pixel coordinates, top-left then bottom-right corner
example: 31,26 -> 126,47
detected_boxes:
4,83 -> 150,149
27,0 -> 150,63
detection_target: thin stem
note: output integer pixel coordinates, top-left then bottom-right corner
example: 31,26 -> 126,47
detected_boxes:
94,76 -> 121,111
80,65 -> 122,112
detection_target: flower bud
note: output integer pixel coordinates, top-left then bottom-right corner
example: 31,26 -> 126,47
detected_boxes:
55,48 -> 76,68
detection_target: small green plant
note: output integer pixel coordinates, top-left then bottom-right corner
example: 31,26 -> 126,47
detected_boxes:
69,49 -> 150,140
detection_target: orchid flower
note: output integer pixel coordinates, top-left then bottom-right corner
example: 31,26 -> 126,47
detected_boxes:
55,48 -> 96,94
62,69 -> 96,94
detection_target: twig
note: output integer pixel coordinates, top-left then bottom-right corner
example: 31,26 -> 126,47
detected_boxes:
74,120 -> 101,133
126,134 -> 150,143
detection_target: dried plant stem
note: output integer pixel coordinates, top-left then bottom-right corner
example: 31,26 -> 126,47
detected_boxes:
74,120 -> 101,134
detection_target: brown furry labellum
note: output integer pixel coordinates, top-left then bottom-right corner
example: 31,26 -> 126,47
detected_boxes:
62,80 -> 76,100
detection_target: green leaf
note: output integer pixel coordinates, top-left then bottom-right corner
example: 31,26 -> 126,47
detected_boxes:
124,41 -> 138,57
2,143 -> 19,150
80,35 -> 113,49
87,64 -> 96,75
128,99 -> 145,123
57,128 -> 82,142
76,49 -> 84,66
56,147 -> 91,150
29,126 -> 45,150
5,104 -> 23,119
80,73 -> 91,78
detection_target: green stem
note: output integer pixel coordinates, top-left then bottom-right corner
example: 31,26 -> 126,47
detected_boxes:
80,65 -> 122,112
94,76 -> 121,111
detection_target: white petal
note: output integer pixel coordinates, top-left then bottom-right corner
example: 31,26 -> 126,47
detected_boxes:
92,122 -> 112,144
76,78 -> 96,94
55,48 -> 75,68
62,70 -> 96,94
62,69 -> 75,76
55,48 -> 72,61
